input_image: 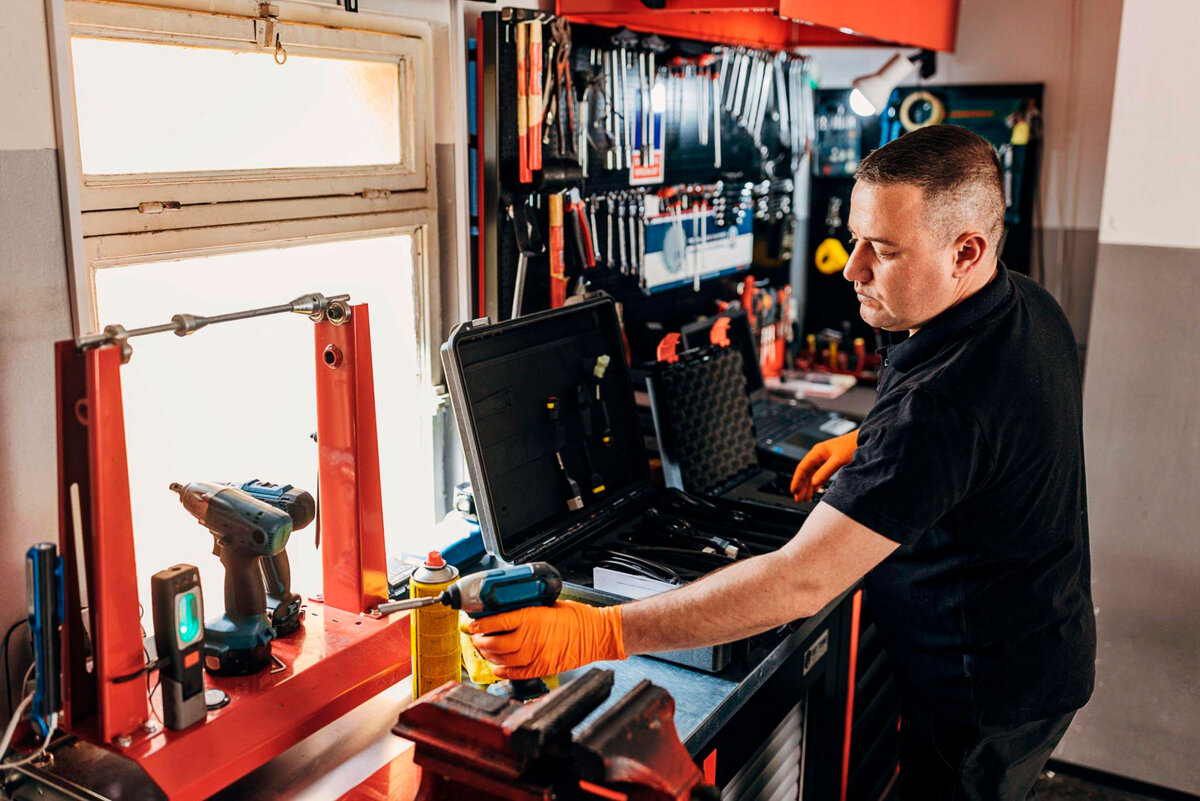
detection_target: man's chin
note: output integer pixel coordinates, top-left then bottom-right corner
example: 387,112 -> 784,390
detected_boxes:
857,304 -> 887,328
858,306 -> 905,332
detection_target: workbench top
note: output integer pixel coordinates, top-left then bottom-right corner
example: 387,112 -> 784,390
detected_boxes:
204,589 -> 849,799
563,588 -> 848,754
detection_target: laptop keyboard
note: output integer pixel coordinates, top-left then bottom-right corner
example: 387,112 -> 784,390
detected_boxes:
755,403 -> 827,442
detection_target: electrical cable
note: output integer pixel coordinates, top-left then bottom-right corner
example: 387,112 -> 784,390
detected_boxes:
3,711 -> 57,768
584,547 -> 686,583
617,545 -> 734,572
113,657 -> 164,684
2,619 -> 29,719
630,514 -> 749,558
0,666 -> 35,762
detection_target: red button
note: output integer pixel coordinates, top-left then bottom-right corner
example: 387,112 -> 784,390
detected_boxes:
184,651 -> 200,668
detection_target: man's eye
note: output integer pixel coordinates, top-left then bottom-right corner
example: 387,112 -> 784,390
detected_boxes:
877,251 -> 897,259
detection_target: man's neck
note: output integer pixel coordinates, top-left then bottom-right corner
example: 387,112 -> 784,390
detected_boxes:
908,261 -> 1000,336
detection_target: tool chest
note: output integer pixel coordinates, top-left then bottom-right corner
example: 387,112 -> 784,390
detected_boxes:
442,296 -> 808,673
647,327 -> 811,520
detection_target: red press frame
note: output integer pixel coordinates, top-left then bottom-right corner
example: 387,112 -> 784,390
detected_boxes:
54,303 -> 410,800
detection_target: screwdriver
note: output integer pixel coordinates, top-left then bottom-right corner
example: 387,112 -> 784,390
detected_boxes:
377,563 -> 562,618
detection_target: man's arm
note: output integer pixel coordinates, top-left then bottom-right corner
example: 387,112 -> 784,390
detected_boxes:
622,502 -> 898,654
468,502 -> 898,678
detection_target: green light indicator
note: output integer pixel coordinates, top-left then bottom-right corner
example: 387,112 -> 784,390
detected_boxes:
176,591 -> 201,646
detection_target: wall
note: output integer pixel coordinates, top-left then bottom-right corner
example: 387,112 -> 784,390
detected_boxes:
0,0 -> 481,725
1052,0 -> 1200,792
807,0 -> 1122,345
0,0 -> 74,708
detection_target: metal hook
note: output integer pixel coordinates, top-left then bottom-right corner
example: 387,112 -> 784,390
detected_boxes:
274,34 -> 287,65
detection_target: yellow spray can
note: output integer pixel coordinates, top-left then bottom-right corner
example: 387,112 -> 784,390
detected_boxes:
410,551 -> 461,698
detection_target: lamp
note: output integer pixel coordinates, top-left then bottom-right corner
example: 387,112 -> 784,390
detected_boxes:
849,50 -> 936,116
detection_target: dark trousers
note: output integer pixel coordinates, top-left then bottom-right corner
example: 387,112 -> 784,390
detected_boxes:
899,700 -> 1075,801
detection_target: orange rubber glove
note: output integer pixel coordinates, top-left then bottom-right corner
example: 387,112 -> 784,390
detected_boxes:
465,600 -> 626,680
790,429 -> 859,502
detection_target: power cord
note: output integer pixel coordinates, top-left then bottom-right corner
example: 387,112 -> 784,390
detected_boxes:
2,619 -> 29,719
0,664 -> 58,767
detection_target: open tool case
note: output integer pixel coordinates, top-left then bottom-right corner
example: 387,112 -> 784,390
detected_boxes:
443,296 -> 803,672
648,325 -> 811,523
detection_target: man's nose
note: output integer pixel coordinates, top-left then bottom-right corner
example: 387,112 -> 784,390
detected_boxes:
843,242 -> 873,283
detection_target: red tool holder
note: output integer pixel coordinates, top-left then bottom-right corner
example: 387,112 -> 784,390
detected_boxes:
557,0 -> 960,53
54,303 -> 409,800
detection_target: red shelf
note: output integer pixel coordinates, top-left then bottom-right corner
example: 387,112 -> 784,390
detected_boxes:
92,606 -> 411,801
557,0 -> 960,53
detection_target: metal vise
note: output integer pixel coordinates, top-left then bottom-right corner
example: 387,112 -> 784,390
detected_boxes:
393,669 -> 719,801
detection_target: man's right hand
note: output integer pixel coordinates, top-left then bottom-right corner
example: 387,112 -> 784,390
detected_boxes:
791,429 -> 859,502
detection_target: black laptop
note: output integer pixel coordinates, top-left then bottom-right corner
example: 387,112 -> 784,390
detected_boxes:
681,309 -> 859,469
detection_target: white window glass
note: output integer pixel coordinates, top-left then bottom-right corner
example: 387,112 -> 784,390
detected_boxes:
71,37 -> 402,175
94,235 -> 431,629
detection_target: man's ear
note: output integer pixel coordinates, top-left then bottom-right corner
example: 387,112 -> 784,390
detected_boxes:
950,230 -> 988,278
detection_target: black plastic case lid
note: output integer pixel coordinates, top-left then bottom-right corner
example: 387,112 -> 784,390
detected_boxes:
441,297 -> 652,563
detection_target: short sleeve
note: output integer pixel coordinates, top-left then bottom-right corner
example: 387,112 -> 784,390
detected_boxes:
821,387 -> 991,545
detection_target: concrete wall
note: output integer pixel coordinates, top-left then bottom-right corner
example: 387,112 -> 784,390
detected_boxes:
807,0 -> 1123,345
1052,0 -> 1200,792
0,0 -> 75,707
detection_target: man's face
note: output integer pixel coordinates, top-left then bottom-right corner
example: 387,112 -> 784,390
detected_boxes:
843,182 -> 961,331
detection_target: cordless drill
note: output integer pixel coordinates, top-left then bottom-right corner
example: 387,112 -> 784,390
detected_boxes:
233,480 -> 316,637
170,482 -> 292,675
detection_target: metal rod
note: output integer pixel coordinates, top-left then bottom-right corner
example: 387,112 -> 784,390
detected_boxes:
76,293 -> 351,351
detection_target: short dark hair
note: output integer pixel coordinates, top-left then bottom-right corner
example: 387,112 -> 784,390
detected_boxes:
855,125 -> 1005,247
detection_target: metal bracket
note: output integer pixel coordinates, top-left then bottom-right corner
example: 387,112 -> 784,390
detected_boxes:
254,3 -> 279,48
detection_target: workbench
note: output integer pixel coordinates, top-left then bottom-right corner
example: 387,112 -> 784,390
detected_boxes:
211,392 -> 875,799
203,588 -> 852,800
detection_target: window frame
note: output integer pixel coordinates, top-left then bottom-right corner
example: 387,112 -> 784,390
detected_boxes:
68,0 -> 429,211
57,0 -> 442,340
48,0 -> 454,522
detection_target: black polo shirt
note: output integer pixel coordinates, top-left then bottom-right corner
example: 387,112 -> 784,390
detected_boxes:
822,263 -> 1095,725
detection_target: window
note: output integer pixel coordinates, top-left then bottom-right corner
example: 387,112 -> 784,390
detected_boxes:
60,0 -> 448,621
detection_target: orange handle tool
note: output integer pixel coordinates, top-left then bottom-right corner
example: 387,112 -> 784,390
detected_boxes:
516,22 -> 531,184
567,195 -> 596,269
528,20 -> 543,173
549,193 -> 566,308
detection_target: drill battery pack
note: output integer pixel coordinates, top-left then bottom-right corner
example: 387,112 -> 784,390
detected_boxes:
442,296 -> 807,674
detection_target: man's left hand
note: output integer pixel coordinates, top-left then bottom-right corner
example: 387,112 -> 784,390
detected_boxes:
466,600 -> 626,679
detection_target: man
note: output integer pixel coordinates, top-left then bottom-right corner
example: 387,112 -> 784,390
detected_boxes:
468,126 -> 1095,800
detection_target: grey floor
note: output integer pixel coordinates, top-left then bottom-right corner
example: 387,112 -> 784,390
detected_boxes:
1035,770 -> 1164,801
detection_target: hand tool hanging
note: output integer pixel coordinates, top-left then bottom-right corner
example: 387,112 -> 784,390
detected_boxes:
516,22 -> 531,183
565,189 -> 596,271
549,18 -> 576,163
609,28 -> 639,173
528,19 -> 544,174
507,197 -> 544,319
548,192 -> 567,308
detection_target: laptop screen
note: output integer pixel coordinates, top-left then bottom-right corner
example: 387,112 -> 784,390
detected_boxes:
680,309 -> 764,396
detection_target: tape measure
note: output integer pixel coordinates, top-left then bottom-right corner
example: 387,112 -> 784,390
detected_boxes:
899,90 -> 946,132
815,237 -> 850,274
